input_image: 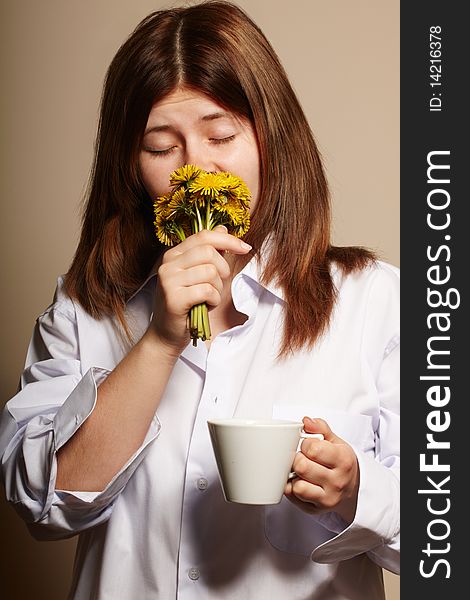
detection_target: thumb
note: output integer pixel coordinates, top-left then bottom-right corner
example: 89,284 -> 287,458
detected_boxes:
302,416 -> 340,443
213,224 -> 228,233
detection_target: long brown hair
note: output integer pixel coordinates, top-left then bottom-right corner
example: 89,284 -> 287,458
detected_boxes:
65,0 -> 375,356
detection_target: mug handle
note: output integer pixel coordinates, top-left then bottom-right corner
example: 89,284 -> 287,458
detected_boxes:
287,431 -> 324,481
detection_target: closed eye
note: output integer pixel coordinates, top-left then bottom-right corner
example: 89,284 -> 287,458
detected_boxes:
144,146 -> 177,156
210,135 -> 236,145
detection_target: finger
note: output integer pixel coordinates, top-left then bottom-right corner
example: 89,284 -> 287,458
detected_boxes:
299,437 -> 337,469
178,264 -> 224,295
165,229 -> 252,259
181,282 -> 222,310
212,225 -> 233,257
284,490 -> 320,514
289,477 -> 326,507
291,450 -> 330,485
172,245 -> 232,279
284,481 -> 321,514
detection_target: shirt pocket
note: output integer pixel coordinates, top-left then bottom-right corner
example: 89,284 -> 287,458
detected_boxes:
264,404 -> 375,556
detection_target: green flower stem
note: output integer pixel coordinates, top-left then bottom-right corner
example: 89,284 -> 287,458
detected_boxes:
188,202 -> 210,345
175,225 -> 186,241
189,303 -> 210,346
201,302 -> 211,340
195,305 -> 200,338
189,305 -> 198,345
195,205 -> 203,232
199,304 -> 204,339
174,199 -> 214,346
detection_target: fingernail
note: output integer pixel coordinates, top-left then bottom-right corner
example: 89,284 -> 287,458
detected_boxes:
240,241 -> 252,250
215,225 -> 228,233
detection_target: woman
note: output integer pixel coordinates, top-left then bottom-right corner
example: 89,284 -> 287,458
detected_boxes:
0,2 -> 399,598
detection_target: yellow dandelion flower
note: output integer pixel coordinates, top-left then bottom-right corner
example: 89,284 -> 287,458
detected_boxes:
154,193 -> 171,211
188,172 -> 227,198
212,198 -> 233,217
169,186 -> 186,205
218,172 -> 240,187
169,164 -> 201,186
167,187 -> 187,212
216,172 -> 250,200
228,214 -> 250,238
230,182 -> 251,203
153,214 -> 188,246
214,194 -> 249,223
153,214 -> 175,246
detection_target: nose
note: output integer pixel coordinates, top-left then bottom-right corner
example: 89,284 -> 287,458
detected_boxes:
184,140 -> 218,172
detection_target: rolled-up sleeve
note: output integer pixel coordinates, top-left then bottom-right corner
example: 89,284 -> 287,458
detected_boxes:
0,295 -> 160,540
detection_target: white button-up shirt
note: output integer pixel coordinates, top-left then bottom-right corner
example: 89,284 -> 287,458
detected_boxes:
0,258 -> 400,599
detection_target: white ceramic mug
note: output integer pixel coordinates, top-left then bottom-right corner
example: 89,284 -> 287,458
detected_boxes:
207,418 -> 323,505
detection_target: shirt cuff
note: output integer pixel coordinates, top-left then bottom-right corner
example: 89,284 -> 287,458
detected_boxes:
53,367 -> 108,450
47,367 -> 161,513
311,447 -> 400,563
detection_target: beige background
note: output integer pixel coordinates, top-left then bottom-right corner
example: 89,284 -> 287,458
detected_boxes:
0,1 -> 399,598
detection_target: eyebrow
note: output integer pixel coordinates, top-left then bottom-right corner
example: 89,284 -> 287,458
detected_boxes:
200,111 -> 230,122
144,111 -> 232,135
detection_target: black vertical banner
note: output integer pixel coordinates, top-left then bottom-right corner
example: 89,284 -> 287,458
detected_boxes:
401,2 -> 466,598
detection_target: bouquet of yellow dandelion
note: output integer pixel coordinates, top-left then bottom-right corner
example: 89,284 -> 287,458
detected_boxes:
153,164 -> 251,346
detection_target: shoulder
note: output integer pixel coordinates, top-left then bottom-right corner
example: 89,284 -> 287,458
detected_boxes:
371,260 -> 400,287
24,277 -> 83,366
36,276 -> 78,324
365,261 -> 400,310
332,260 -> 400,348
362,260 -> 399,300
334,260 -> 399,300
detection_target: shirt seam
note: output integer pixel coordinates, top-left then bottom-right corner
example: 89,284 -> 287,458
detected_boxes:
38,299 -> 77,323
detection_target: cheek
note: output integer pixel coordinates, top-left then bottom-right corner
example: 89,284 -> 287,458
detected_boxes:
243,152 -> 261,212
139,157 -> 173,197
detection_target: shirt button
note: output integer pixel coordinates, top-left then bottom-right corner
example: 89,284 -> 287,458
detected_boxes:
196,477 -> 208,491
188,567 -> 200,580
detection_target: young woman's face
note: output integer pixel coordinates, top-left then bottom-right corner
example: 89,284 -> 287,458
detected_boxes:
139,87 -> 260,211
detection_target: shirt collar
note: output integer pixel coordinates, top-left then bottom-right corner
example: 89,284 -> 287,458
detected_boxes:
127,239 -> 286,307
127,267 -> 159,304
236,254 -> 285,303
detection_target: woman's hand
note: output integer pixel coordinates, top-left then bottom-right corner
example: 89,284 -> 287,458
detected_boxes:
284,416 -> 360,525
145,226 -> 252,355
